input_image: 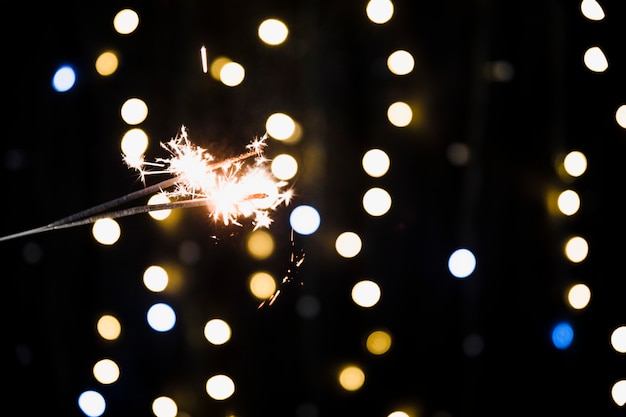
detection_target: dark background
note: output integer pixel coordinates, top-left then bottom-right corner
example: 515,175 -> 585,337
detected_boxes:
4,1 -> 625,416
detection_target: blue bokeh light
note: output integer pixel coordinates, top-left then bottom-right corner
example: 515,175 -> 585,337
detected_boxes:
52,65 -> 76,92
551,321 -> 574,349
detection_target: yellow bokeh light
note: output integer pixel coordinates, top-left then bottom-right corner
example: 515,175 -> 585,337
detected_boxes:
363,187 -> 392,216
567,283 -> 591,310
335,232 -> 362,258
563,150 -> 587,177
266,113 -> 296,140
362,149 -> 390,178
246,229 -> 275,260
143,265 -> 169,292
616,105 -> 626,129
338,365 -> 365,391
220,62 -> 245,86
121,128 -> 149,162
147,193 -> 172,220
366,0 -> 394,24
204,318 -> 232,345
93,359 -> 120,384
92,218 -> 121,245
387,101 -> 412,127
366,330 -> 392,355
557,189 -> 580,216
583,46 -> 608,72
113,9 -> 139,35
152,396 -> 178,417
249,271 -> 277,300
97,314 -> 121,341
120,98 -> 148,125
271,153 -> 298,180
612,380 -> 626,407
206,374 -> 235,400
351,280 -> 381,308
258,18 -> 289,45
580,0 -> 605,21
210,56 -> 232,80
95,51 -> 119,76
564,236 -> 588,263
387,50 -> 414,75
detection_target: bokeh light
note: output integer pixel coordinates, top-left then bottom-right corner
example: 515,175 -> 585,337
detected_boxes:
113,9 -> 139,35
387,50 -> 414,75
567,283 -> 591,310
92,218 -> 121,245
335,232 -> 362,258
448,248 -> 477,278
271,153 -> 298,180
152,396 -> 178,417
147,193 -> 172,220
557,189 -> 580,216
338,365 -> 365,391
580,0 -> 605,20
387,101 -> 412,127
93,359 -> 120,384
583,46 -> 609,72
248,271 -> 277,300
210,56 -> 232,80
204,319 -> 232,345
95,51 -> 119,76
362,187 -> 392,216
616,105 -> 626,129
52,65 -> 76,92
551,322 -> 574,349
563,150 -> 587,177
351,280 -> 381,308
220,61 -> 245,86
290,205 -> 321,235
246,229 -> 274,260
146,303 -> 176,332
206,374 -> 235,400
366,330 -> 392,355
564,236 -> 588,263
610,326 -> 626,353
120,98 -> 148,125
143,265 -> 169,292
96,315 -> 121,341
366,0 -> 394,24
362,149 -> 390,178
612,380 -> 626,407
266,113 -> 296,140
78,390 -> 106,417
120,128 -> 149,164
258,18 -> 289,45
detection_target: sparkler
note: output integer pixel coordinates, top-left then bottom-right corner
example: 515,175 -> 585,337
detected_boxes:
0,126 -> 293,242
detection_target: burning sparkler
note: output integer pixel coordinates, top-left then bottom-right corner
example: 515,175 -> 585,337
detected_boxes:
0,126 -> 293,242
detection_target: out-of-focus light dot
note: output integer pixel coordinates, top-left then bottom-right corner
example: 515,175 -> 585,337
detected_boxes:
557,189 -> 580,216
246,229 -> 274,260
551,322 -> 574,349
206,374 -> 235,400
580,0 -> 605,21
249,271 -> 277,300
143,265 -> 169,292
484,60 -> 515,82
567,283 -> 591,310
290,205 -> 321,235
335,232 -> 362,258
92,218 -> 121,245
95,51 -> 118,76
366,330 -> 392,355
52,65 -> 76,92
266,113 -> 296,141
447,142 -> 471,166
388,412 -> 410,417
271,153 -> 298,180
296,295 -> 321,318
387,101 -> 412,127
258,18 -> 289,45
204,319 -> 232,345
563,151 -> 587,177
220,62 -> 245,86
564,236 -> 588,263
147,193 -> 172,220
611,326 -> 626,353
97,315 -> 121,341
387,50 -> 414,75
463,333 -> 484,357
583,46 -> 608,72
121,98 -> 148,125
612,380 -> 626,406
121,128 -> 148,162
146,303 -> 176,332
352,280 -> 381,308
93,359 -> 120,385
363,187 -> 392,216
616,105 -> 626,129
366,0 -> 394,24
78,390 -> 106,417
152,396 -> 177,417
113,9 -> 139,35
338,365 -> 365,391
210,56 -> 231,80
448,248 -> 476,278
362,149 -> 390,177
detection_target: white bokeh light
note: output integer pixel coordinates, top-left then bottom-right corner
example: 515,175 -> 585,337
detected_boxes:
290,205 -> 321,235
147,303 -> 176,332
448,248 -> 476,278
